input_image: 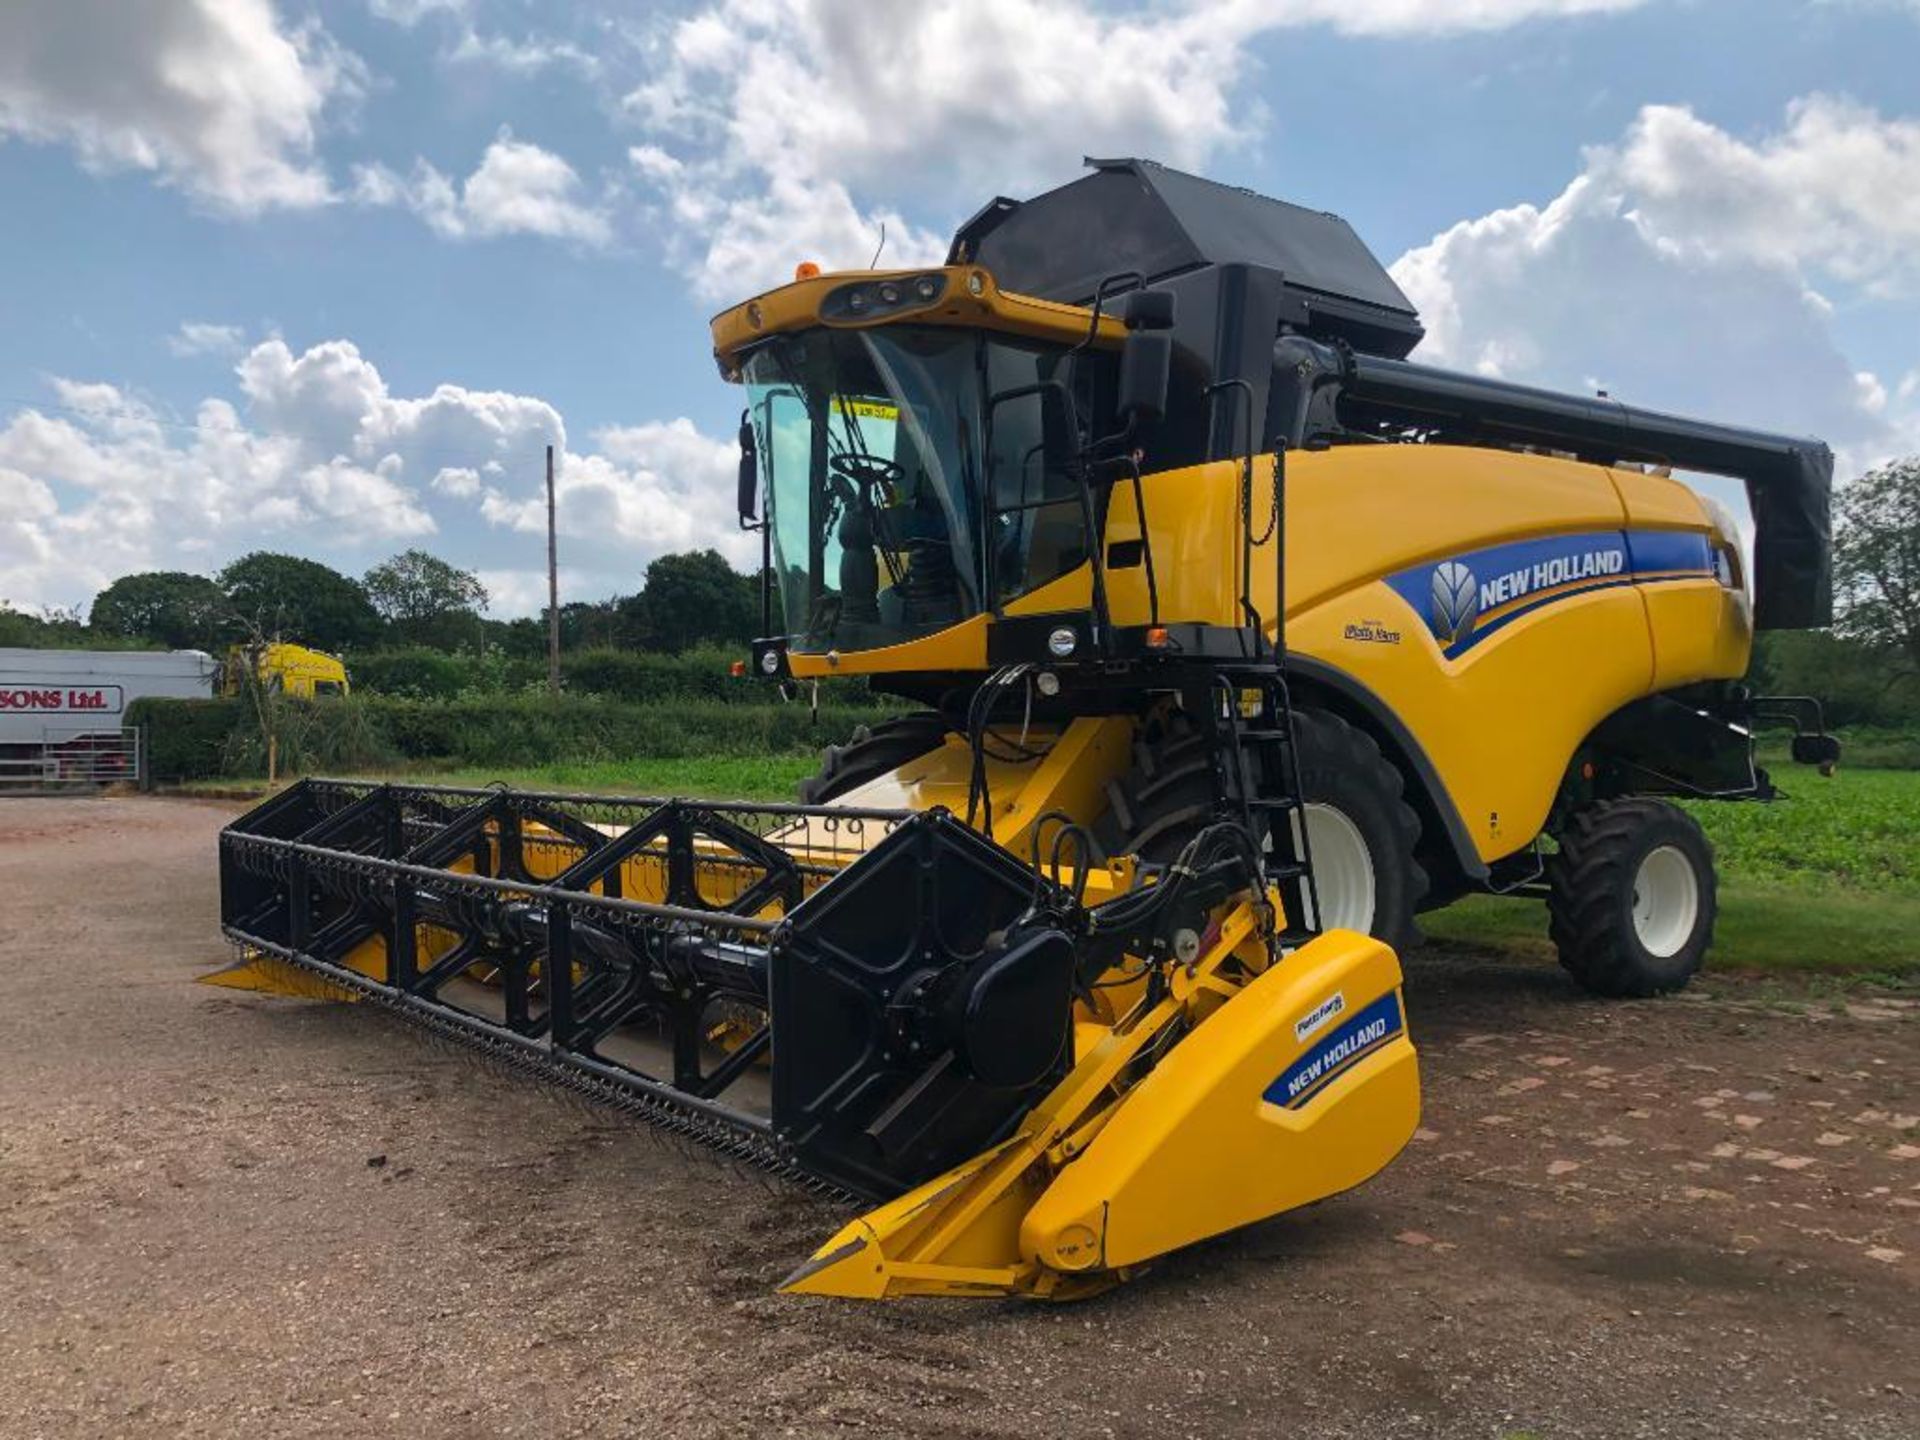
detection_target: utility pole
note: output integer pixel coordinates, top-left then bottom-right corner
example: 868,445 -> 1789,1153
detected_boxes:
546,443 -> 560,695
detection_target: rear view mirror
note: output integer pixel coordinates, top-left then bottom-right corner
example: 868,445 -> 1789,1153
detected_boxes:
736,411 -> 759,525
1117,289 -> 1175,424
1791,732 -> 1841,775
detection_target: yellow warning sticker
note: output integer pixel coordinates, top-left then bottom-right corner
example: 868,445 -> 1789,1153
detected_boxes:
832,396 -> 899,421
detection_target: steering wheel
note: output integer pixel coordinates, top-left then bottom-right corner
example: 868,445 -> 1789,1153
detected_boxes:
829,452 -> 904,494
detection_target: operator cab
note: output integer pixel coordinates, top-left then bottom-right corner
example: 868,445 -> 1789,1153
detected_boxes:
741,324 -> 1115,656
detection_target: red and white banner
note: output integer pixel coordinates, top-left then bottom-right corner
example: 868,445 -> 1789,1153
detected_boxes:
0,685 -> 124,714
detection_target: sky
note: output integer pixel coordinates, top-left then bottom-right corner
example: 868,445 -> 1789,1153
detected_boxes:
1,0 -> 1916,618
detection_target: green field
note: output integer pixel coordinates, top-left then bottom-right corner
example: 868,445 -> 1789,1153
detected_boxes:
359,753 -> 821,800
215,751 -> 1917,980
1425,768 -> 1920,978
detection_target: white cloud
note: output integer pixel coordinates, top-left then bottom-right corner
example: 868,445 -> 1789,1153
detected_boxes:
1606,97 -> 1920,296
0,339 -> 748,614
235,338 -> 565,491
0,379 -> 432,609
478,418 -> 758,573
625,0 -> 1650,300
445,29 -> 598,75
472,567 -> 555,616
1207,0 -> 1645,33
1391,97 -> 1920,478
356,131 -> 611,245
168,322 -> 248,359
366,0 -> 595,76
432,465 -> 483,498
0,0 -> 356,213
367,0 -> 468,23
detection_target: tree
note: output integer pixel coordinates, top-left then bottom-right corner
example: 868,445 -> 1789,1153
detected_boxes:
363,549 -> 488,647
556,598 -> 621,651
89,571 -> 228,649
1834,456 -> 1920,677
635,549 -> 759,652
219,552 -> 381,652
0,603 -> 99,648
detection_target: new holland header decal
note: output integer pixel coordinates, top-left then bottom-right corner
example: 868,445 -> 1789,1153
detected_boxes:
1385,529 -> 1716,658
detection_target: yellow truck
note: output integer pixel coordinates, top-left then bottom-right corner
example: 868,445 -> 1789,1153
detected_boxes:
220,642 -> 350,700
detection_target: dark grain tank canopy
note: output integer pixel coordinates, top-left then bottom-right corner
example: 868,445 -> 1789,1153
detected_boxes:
949,157 -> 1425,359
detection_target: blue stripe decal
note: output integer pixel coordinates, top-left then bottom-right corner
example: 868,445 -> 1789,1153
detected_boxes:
1384,529 -> 1715,659
1627,528 -> 1715,576
1264,992 -> 1405,1110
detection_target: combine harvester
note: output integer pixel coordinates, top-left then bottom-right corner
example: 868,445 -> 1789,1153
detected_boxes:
214,160 -> 1838,1300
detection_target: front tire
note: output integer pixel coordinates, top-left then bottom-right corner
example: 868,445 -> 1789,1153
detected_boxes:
1101,707 -> 1426,949
1288,710 -> 1427,948
1547,798 -> 1717,997
796,711 -> 948,804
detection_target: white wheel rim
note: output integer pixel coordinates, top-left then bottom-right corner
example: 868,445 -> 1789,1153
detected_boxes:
1300,803 -> 1376,934
1631,844 -> 1700,959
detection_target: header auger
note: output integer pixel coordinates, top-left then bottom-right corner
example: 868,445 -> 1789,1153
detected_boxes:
214,157 -> 1837,1300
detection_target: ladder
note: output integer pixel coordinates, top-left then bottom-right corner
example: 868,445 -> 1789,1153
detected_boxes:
1200,436 -> 1324,947
1203,665 -> 1323,947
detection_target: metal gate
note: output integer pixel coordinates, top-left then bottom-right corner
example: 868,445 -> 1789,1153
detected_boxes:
0,726 -> 142,790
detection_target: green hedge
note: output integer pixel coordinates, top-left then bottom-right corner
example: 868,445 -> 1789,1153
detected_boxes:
132,693 -> 891,782
130,698 -> 241,783
342,649 -> 520,700
345,644 -> 882,708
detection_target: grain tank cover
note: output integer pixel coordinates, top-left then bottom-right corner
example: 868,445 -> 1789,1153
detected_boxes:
950,158 -> 1425,359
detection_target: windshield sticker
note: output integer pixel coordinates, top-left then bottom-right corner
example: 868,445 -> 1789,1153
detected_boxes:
831,397 -> 900,422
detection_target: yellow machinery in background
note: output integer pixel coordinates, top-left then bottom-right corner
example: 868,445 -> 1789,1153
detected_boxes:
213,160 -> 1835,1300
221,641 -> 350,700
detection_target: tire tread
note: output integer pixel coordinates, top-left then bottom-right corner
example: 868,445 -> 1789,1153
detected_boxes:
1547,797 -> 1716,998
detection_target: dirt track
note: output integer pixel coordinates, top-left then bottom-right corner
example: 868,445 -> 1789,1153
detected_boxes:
1,795 -> 1915,1439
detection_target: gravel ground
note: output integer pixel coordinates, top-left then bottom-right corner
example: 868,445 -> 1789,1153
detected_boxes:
1,795 -> 1915,1439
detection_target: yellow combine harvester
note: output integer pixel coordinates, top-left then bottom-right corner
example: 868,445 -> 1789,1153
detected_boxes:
214,160 -> 1838,1300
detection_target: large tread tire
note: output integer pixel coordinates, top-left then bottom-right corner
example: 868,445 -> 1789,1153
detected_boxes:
1547,798 -> 1717,998
1101,707 -> 1427,950
796,711 -> 949,804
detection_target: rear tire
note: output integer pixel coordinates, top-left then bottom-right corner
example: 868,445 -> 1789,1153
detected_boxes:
1547,798 -> 1717,997
1100,707 -> 1426,949
797,711 -> 949,804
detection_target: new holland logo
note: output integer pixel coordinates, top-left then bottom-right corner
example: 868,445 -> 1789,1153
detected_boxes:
1430,560 -> 1479,644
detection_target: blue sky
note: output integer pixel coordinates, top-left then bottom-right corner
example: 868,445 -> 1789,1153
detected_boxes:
1,0 -> 1915,616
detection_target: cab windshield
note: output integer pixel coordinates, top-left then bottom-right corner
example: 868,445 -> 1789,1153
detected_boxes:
742,325 -> 1098,655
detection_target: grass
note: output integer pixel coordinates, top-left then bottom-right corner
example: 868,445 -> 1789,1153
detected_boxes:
1679,768 -> 1916,896
374,754 -> 819,801
184,743 -> 1916,980
1423,768 -> 1920,978
1774,727 -> 1920,771
170,753 -> 820,802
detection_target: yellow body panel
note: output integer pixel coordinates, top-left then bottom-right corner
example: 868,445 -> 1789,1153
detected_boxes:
829,715 -> 1132,857
787,614 -> 989,679
813,444 -> 1746,866
1020,932 -> 1416,1272
782,917 -> 1417,1300
710,265 -> 1122,373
